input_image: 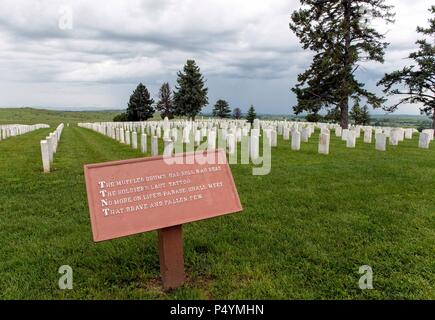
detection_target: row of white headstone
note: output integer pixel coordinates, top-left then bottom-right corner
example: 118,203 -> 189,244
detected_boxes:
0,124 -> 49,141
256,119 -> 432,152
40,124 -> 64,173
78,119 -> 292,159
256,121 -> 433,154
78,120 -> 267,161
289,126 -> 432,154
78,118 -> 433,158
79,122 -> 158,155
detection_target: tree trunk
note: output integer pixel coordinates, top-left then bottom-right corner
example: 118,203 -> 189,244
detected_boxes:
433,107 -> 435,137
340,99 -> 349,129
340,0 -> 352,129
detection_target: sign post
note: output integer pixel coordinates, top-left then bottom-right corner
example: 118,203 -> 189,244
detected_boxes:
84,149 -> 242,290
158,225 -> 185,290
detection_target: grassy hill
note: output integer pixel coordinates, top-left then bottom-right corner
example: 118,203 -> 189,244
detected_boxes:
0,108 -> 434,299
0,107 -> 121,127
2,107 -> 432,129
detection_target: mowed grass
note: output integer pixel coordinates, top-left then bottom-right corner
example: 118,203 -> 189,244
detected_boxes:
0,114 -> 434,299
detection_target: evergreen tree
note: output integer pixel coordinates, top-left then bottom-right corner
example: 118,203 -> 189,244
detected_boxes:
126,83 -> 154,121
156,82 -> 175,119
324,107 -> 341,123
350,98 -> 371,125
113,113 -> 128,122
305,112 -> 322,122
290,0 -> 394,129
306,112 -> 322,123
378,6 -> 435,134
232,107 -> 242,119
246,105 -> 257,124
212,99 -> 231,118
173,60 -> 208,120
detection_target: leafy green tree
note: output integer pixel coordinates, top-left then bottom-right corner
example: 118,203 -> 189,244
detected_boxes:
306,112 -> 322,123
113,113 -> 128,122
246,105 -> 257,124
212,99 -> 231,118
232,107 -> 242,119
156,82 -> 175,119
350,98 -> 371,125
324,107 -> 341,123
290,0 -> 394,129
378,6 -> 435,133
126,83 -> 154,121
174,60 -> 208,120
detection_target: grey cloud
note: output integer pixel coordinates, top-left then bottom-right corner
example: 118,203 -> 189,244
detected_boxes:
0,0 -> 433,114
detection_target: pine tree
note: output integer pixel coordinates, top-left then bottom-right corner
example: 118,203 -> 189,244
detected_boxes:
324,107 -> 341,123
126,83 -> 154,121
350,98 -> 371,125
113,113 -> 128,122
246,105 -> 257,124
212,99 -> 231,118
156,82 -> 175,119
306,112 -> 322,123
290,0 -> 394,129
378,6 -> 435,134
232,107 -> 242,119
360,106 -> 370,125
173,60 -> 208,120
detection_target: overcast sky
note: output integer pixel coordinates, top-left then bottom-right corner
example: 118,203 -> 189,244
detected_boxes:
0,0 -> 433,115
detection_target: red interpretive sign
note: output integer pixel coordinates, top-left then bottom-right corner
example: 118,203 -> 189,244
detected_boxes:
84,149 -> 242,242
84,149 -> 242,290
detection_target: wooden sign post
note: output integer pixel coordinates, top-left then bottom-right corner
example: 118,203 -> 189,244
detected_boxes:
84,149 -> 242,290
158,225 -> 185,290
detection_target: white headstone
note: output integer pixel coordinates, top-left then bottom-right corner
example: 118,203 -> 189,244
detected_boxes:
346,130 -> 356,148
132,131 -> 138,149
404,128 -> 413,139
363,128 -> 372,143
194,130 -> 201,146
301,127 -> 309,142
151,136 -> 158,156
182,126 -> 190,144
335,126 -> 342,137
418,132 -> 430,149
120,128 -> 125,144
47,136 -> 54,163
341,129 -> 349,141
141,134 -> 147,153
207,130 -> 216,150
389,129 -> 399,146
422,129 -> 434,141
291,130 -> 301,151
163,139 -> 173,157
40,140 -> 50,173
125,130 -> 131,145
271,130 -> 277,147
227,134 -> 236,155
375,133 -> 386,151
283,127 -> 290,140
318,133 -> 330,155
250,134 -> 259,160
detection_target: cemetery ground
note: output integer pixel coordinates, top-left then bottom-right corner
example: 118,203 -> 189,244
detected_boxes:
0,109 -> 434,300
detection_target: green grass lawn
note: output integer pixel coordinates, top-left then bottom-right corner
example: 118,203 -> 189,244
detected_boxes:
0,110 -> 434,299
